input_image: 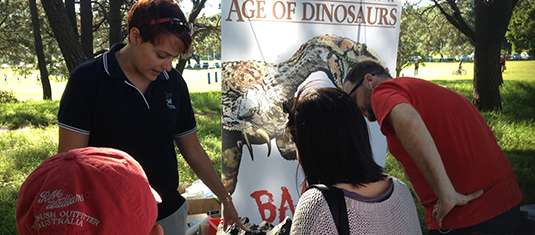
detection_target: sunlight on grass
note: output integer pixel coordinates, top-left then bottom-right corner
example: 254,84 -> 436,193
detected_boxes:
400,60 -> 535,81
0,126 -> 58,233
0,68 -> 223,101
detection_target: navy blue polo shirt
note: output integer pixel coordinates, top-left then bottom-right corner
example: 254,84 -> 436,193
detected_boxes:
58,43 -> 196,219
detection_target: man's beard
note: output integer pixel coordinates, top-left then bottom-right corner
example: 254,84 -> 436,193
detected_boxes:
367,106 -> 377,122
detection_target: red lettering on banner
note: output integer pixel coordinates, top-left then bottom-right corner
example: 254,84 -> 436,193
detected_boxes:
250,187 -> 297,223
278,186 -> 295,222
250,190 -> 277,223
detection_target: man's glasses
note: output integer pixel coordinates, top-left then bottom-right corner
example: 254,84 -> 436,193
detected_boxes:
345,78 -> 364,96
345,72 -> 376,96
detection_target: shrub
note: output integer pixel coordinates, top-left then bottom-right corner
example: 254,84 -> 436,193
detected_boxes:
0,90 -> 18,103
0,100 -> 59,129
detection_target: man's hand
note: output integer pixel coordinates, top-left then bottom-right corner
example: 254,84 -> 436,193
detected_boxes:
221,199 -> 245,231
433,189 -> 484,228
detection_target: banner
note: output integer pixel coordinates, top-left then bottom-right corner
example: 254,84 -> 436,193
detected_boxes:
221,0 -> 402,224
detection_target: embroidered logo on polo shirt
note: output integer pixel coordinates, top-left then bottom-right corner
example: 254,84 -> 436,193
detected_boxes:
165,93 -> 176,110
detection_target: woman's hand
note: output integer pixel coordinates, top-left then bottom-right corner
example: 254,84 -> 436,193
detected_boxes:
221,196 -> 245,231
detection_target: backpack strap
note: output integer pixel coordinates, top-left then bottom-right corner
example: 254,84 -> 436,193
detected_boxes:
308,184 -> 350,235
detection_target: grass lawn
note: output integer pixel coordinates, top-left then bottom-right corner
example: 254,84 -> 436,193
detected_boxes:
1,61 -> 534,234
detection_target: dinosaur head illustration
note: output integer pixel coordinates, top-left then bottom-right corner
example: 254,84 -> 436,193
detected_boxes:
221,34 -> 378,193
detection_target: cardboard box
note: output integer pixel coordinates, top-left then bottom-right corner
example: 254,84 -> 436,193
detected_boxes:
187,197 -> 220,215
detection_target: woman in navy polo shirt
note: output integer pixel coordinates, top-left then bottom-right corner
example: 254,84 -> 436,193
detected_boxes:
57,1 -> 240,234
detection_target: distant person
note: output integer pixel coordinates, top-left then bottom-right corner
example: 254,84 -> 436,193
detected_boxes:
414,59 -> 419,76
16,147 -> 163,235
3,74 -> 6,82
343,60 -> 522,234
500,55 -> 507,72
57,1 -> 240,234
288,82 -> 421,234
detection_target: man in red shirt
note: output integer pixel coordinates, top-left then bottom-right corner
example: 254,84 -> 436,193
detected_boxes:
342,60 -> 522,234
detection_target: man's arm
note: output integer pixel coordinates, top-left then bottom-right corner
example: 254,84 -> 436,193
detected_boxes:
175,132 -> 241,230
58,127 -> 89,153
388,103 -> 483,227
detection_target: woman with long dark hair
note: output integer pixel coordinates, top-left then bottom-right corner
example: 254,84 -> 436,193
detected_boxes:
288,87 -> 421,234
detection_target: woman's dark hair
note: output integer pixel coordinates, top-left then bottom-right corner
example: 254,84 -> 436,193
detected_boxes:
127,0 -> 192,48
286,88 -> 385,186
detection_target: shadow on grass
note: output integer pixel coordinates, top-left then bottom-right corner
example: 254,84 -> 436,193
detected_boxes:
506,150 -> 535,204
0,185 -> 18,234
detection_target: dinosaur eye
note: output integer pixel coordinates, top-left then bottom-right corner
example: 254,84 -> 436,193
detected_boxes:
238,108 -> 254,120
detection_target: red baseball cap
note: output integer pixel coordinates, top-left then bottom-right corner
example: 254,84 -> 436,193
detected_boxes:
16,147 -> 161,235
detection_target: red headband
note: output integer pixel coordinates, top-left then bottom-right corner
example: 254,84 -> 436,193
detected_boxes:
148,17 -> 172,25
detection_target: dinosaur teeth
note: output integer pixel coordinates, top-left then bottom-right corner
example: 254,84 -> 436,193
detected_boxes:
256,128 -> 272,157
242,130 -> 254,161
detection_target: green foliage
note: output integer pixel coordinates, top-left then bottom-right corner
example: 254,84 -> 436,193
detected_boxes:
0,90 -> 18,103
423,1 -> 474,57
0,0 -> 68,77
506,0 -> 535,55
397,4 -> 425,75
178,92 -> 222,185
0,126 -> 58,234
0,100 -> 59,129
397,3 -> 474,75
192,15 -> 221,60
190,91 -> 221,115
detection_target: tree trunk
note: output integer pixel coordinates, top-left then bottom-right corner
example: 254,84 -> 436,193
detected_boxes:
29,0 -> 51,100
472,0 -> 514,111
176,59 -> 187,73
80,0 -> 93,57
41,0 -> 86,73
473,40 -> 502,111
109,0 -> 122,46
65,0 -> 78,39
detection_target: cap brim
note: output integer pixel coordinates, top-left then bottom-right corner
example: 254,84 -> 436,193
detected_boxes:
150,187 -> 162,203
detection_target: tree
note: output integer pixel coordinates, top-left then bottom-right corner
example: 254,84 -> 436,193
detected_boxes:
397,4 -> 427,76
109,0 -> 123,46
29,0 -> 51,100
421,6 -> 473,61
430,0 -> 518,111
0,0 -> 35,66
193,15 -> 221,60
80,0 -> 93,56
506,0 -> 535,55
65,0 -> 78,40
41,0 -> 86,73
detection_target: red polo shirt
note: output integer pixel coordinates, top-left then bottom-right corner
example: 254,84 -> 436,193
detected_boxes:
371,77 -> 522,230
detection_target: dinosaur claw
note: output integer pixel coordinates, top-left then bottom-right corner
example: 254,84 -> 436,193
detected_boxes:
256,128 -> 271,157
242,131 -> 254,161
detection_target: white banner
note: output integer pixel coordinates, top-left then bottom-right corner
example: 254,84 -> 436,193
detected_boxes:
221,0 -> 401,225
